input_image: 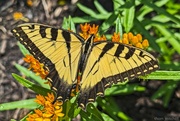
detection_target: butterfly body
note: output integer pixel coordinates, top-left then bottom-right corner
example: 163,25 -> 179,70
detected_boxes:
11,23 -> 159,108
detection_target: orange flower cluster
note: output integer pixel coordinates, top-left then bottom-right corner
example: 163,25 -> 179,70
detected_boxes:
24,55 -> 49,79
111,32 -> 149,49
79,23 -> 107,42
27,93 -> 64,121
13,12 -> 29,22
13,12 -> 24,20
27,0 -> 33,7
79,23 -> 149,49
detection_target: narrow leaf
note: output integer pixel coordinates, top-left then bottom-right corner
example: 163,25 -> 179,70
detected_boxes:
0,99 -> 38,111
12,73 -> 52,95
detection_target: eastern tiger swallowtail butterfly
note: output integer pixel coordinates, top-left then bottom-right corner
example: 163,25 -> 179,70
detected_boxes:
11,23 -> 159,108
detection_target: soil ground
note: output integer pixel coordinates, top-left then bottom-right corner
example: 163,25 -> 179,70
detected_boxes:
0,1 -> 179,121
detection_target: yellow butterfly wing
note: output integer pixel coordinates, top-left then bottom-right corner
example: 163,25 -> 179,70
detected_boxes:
79,41 -> 159,107
11,23 -> 83,101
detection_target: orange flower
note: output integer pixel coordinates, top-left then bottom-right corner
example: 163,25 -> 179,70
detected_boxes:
131,36 -> 139,45
142,39 -> 149,49
89,24 -> 99,35
136,42 -> 143,49
26,109 -> 52,121
94,34 -> 106,42
23,55 -> 34,63
119,32 -> 149,49
27,93 -> 64,121
13,12 -> 23,20
123,33 -> 128,38
128,32 -> 133,40
24,55 -> 49,79
80,23 -> 90,33
79,23 -> 100,40
45,93 -> 55,103
79,23 -> 90,39
79,23 -> 149,49
136,34 -> 142,42
35,94 -> 46,106
13,12 -> 29,22
79,32 -> 89,40
52,101 -> 64,120
122,37 -> 129,45
27,0 -> 33,7
112,32 -> 120,42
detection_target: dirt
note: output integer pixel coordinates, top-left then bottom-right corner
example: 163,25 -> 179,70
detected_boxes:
0,0 -> 179,121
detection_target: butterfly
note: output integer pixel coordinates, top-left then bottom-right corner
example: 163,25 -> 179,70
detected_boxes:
11,23 -> 159,108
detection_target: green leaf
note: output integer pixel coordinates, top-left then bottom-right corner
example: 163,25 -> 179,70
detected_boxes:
139,0 -> 180,24
137,0 -> 169,21
99,11 -> 119,34
101,113 -> 114,121
62,17 -> 69,29
17,42 -> 30,56
68,16 -> 76,32
115,16 -> 123,39
67,97 -> 81,119
151,81 -> 179,107
123,2 -> 135,32
72,16 -> 98,23
134,18 -> 161,52
80,104 -> 103,121
62,16 -> 76,32
141,71 -> 180,80
77,3 -> 98,17
162,84 -> 175,107
76,3 -> 112,21
12,73 -> 52,95
105,83 -> 145,96
15,64 -> 48,88
159,63 -> 180,71
113,0 -> 124,10
152,24 -> 180,54
94,0 -> 108,14
86,104 -> 104,121
0,99 -> 38,111
97,97 -> 132,121
80,109 -> 92,121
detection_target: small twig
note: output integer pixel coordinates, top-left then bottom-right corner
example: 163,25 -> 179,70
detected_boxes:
13,108 -> 21,119
0,0 -> 14,12
42,0 -> 50,19
0,39 -> 7,55
0,26 -> 7,33
0,62 -> 5,71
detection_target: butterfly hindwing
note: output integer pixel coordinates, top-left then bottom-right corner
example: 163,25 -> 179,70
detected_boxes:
11,23 -> 84,101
